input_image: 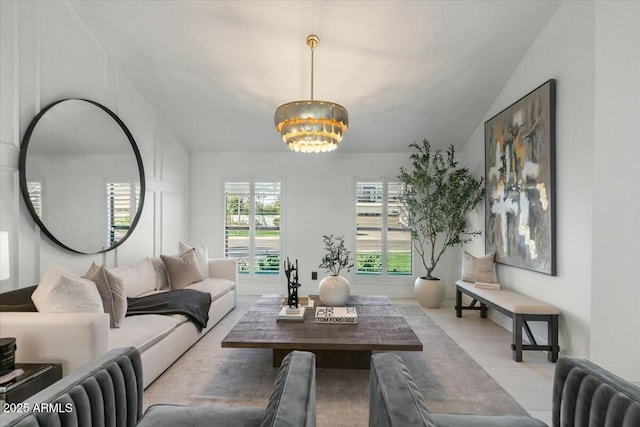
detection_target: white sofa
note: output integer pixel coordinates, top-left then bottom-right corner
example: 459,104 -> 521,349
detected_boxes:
0,258 -> 237,388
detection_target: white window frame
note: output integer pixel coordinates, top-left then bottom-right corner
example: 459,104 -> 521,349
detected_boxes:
223,177 -> 285,282
352,177 -> 413,284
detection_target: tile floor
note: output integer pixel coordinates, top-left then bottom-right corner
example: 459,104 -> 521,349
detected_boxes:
414,297 -> 554,424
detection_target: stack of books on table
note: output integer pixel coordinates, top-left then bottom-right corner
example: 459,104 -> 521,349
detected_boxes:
315,306 -> 358,324
277,306 -> 306,323
474,281 -> 501,290
280,296 -> 315,310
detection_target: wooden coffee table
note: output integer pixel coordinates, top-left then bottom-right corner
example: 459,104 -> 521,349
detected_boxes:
221,294 -> 423,369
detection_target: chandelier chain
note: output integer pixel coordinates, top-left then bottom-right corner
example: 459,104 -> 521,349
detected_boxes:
310,43 -> 315,100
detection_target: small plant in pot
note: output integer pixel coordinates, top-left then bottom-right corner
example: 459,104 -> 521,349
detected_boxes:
318,234 -> 354,306
398,139 -> 485,308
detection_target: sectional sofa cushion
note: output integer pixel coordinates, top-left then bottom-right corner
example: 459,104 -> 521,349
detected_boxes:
85,263 -> 127,328
110,314 -> 179,353
179,242 -> 209,277
187,278 -> 236,302
31,264 -> 103,313
108,258 -> 156,297
161,250 -> 204,290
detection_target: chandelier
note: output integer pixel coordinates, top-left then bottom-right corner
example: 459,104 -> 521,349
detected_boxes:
274,35 -> 349,153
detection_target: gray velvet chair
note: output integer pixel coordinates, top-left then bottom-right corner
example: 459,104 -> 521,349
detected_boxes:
1,347 -> 316,427
369,352 -> 640,427
552,356 -> 640,426
369,352 -> 546,427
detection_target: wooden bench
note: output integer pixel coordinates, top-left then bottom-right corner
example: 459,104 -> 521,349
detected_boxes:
455,280 -> 559,362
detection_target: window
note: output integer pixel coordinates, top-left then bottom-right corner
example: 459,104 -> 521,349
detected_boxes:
225,180 -> 281,276
355,180 -> 412,276
106,182 -> 139,247
27,179 -> 43,220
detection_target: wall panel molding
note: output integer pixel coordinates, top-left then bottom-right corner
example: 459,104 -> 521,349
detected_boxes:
1,1 -> 190,285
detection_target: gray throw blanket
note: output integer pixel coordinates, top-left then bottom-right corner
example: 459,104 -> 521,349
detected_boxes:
126,289 -> 212,332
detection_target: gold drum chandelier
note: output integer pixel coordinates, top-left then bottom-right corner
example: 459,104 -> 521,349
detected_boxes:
274,35 -> 349,153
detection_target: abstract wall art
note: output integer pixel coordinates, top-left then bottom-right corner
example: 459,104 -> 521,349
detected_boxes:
484,79 -> 556,275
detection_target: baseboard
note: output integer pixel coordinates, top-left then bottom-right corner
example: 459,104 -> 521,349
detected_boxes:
484,308 -> 640,383
487,310 -> 512,333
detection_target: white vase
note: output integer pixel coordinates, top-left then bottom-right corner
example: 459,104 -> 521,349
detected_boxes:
414,277 -> 446,308
318,275 -> 350,306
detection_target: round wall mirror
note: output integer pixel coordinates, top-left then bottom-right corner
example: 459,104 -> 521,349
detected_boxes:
19,99 -> 145,254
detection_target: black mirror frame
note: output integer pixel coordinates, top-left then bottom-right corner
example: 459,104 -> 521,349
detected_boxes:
18,98 -> 146,254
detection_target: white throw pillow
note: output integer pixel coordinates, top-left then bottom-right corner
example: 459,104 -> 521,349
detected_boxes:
107,258 -> 156,298
32,264 -> 103,313
179,242 -> 209,278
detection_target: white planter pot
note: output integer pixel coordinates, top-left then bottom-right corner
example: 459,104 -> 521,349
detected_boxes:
318,275 -> 350,306
414,277 -> 446,308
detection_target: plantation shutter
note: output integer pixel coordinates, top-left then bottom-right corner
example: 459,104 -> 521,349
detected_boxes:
224,180 -> 282,276
254,182 -> 281,275
225,182 -> 251,273
107,182 -> 134,246
387,182 -> 412,275
356,180 -> 412,276
356,182 -> 383,274
27,181 -> 43,220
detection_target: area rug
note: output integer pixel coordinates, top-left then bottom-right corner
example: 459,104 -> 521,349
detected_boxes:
144,297 -> 527,427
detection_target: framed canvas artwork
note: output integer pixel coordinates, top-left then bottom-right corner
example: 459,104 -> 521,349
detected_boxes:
484,79 -> 556,275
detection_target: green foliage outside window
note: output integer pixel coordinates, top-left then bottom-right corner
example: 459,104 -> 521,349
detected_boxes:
356,252 -> 412,275
256,254 -> 280,274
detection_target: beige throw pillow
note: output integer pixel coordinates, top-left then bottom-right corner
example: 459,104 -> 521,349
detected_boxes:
161,249 -> 204,290
179,242 -> 209,278
31,264 -> 103,313
150,257 -> 170,290
107,258 -> 156,298
462,251 -> 496,283
85,262 -> 127,328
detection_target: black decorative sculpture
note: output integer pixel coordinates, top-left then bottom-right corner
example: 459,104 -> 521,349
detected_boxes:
284,257 -> 302,308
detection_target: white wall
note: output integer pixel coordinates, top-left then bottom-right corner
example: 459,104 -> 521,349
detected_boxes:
460,1 -> 595,359
0,1 -> 189,290
460,1 -> 640,381
190,152 -> 463,297
590,1 -> 640,381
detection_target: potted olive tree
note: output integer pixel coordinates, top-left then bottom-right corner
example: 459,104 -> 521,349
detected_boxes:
318,234 -> 354,306
398,139 -> 485,308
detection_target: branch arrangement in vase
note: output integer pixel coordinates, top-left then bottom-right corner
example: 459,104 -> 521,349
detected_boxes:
318,234 -> 354,276
397,139 -> 485,280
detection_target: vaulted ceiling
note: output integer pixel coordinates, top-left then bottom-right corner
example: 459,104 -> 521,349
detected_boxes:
70,0 -> 559,153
